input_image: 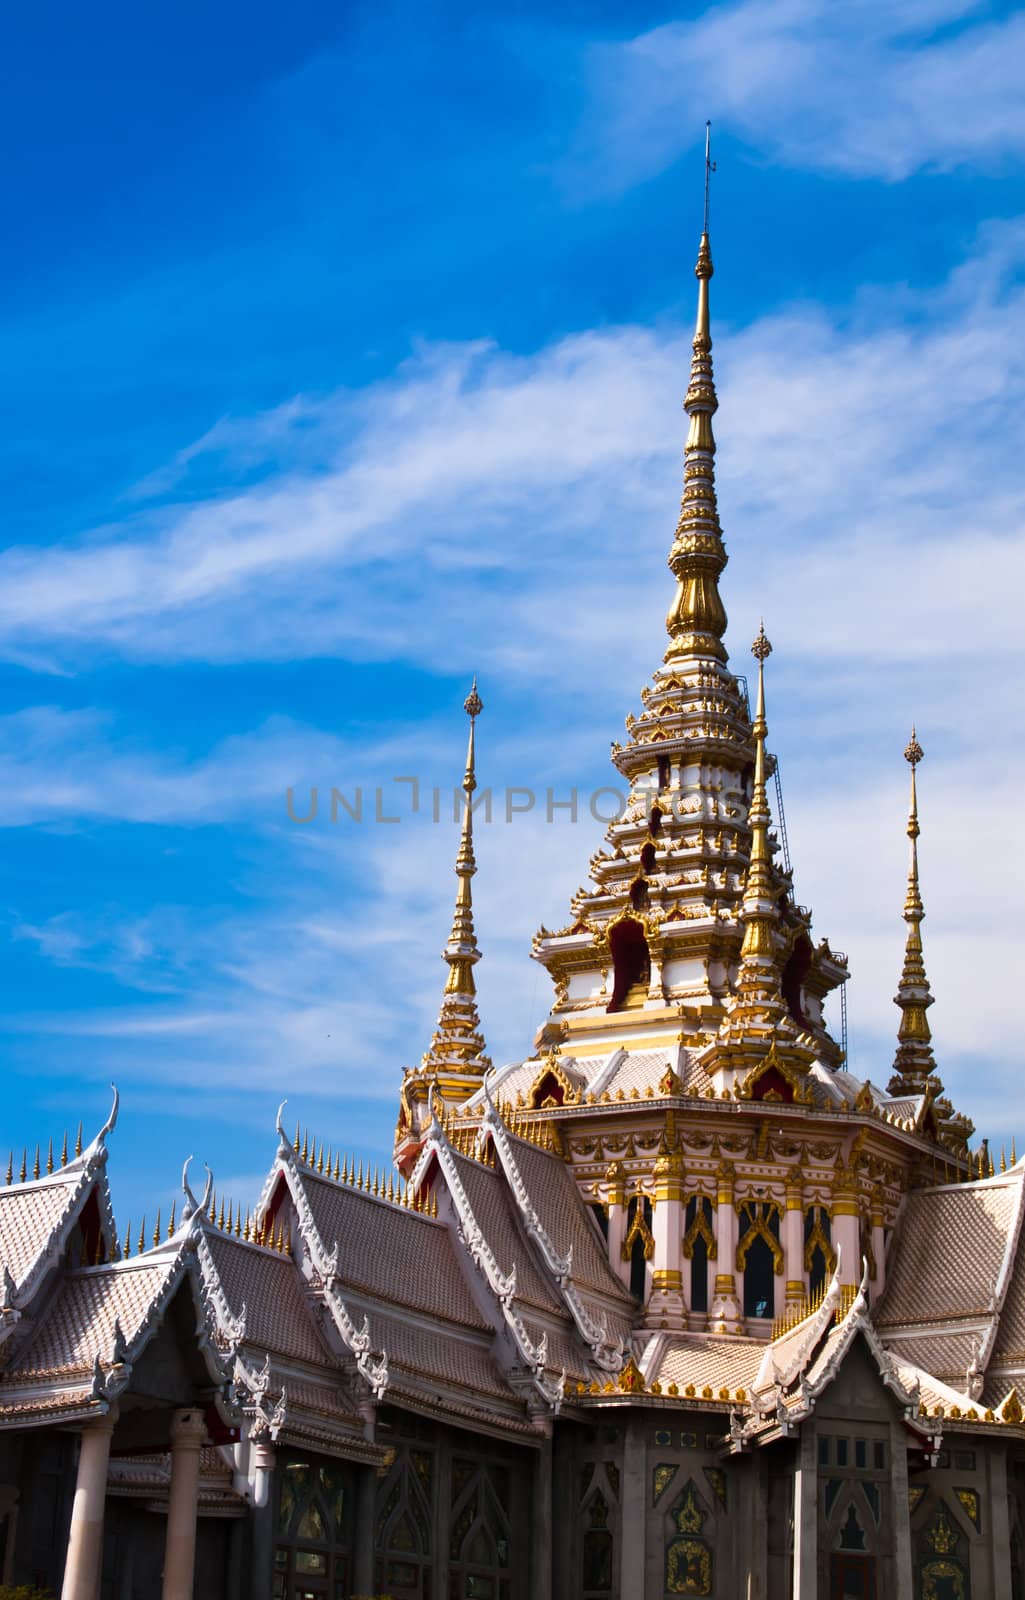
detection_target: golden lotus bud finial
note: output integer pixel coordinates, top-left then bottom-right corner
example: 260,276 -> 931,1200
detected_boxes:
751,621 -> 772,662
463,677 -> 483,720
904,727 -> 923,768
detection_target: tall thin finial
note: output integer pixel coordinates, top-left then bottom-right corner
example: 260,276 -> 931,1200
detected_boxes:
889,727 -> 936,1090
421,682 -> 491,1081
665,128 -> 727,665
703,120 -> 715,236
736,625 -> 779,979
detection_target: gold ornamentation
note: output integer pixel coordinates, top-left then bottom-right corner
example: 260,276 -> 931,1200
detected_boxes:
954,1488 -> 979,1530
618,1355 -> 644,1393
736,1200 -> 784,1276
682,1197 -> 717,1261
666,1538 -> 712,1596
621,1199 -> 655,1262
927,1510 -> 959,1555
803,1206 -> 837,1275
999,1387 -> 1023,1424
653,1464 -> 678,1505
908,1487 -> 926,1515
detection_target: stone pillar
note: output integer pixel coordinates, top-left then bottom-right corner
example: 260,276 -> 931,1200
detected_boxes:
648,1125 -> 687,1330
162,1408 -> 207,1600
889,1419 -> 914,1600
352,1465 -> 376,1596
792,1426 -> 817,1600
709,1161 -> 743,1333
870,1189 -> 887,1302
605,1163 -> 631,1292
60,1407 -> 117,1600
991,1443 -> 1013,1600
531,1433 -> 553,1600
248,1437 -> 276,1600
620,1415 -> 646,1597
783,1177 -> 806,1308
831,1169 -> 861,1288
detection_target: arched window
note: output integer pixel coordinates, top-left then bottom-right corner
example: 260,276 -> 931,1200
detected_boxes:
781,933 -> 813,1026
449,1458 -> 513,1600
374,1445 -> 433,1599
737,1201 -> 782,1320
275,1455 -> 352,1599
805,1206 -> 835,1300
582,1488 -> 613,1597
684,1197 -> 716,1314
622,1194 -> 654,1300
607,918 -> 650,1012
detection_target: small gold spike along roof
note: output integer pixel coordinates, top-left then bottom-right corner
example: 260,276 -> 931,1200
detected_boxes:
889,730 -> 938,1093
530,180 -> 846,1063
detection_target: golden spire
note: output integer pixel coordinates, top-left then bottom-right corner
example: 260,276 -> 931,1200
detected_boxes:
890,729 -> 936,1088
421,681 -> 491,1077
665,123 -> 728,666
733,625 -> 783,998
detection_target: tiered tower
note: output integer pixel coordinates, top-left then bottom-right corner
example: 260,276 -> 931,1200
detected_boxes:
397,156 -> 976,1341
530,219 -> 846,1068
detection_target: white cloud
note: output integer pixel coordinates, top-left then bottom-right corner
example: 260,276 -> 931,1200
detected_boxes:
4,220 -> 1024,1146
573,0 -> 1025,188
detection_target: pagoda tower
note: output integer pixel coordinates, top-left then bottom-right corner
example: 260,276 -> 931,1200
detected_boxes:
530,218 -> 846,1068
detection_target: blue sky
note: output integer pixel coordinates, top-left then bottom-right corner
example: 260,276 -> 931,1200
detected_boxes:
2,0 -> 1024,1224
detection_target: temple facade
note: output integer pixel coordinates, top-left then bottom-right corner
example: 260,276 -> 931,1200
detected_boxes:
1,217 -> 1023,1600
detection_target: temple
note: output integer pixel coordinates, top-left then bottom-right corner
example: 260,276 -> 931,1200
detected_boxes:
0,200 -> 1021,1600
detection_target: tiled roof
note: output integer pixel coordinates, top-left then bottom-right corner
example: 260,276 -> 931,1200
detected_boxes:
5,1256 -> 174,1380
204,1231 -> 332,1367
876,1177 -> 1021,1326
0,1173 -> 88,1289
446,1151 -> 563,1317
366,1307 -> 510,1400
649,1334 -> 764,1394
883,1329 -> 980,1388
299,1172 -> 491,1330
501,1133 -> 633,1307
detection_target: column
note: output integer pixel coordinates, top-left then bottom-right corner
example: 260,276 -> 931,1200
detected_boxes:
248,1437 -> 276,1600
162,1408 -> 207,1600
352,1465 -> 376,1597
888,1419 -> 914,1600
649,1140 -> 687,1330
870,1189 -> 887,1302
531,1433 -> 553,1600
832,1169 -> 861,1289
619,1415 -> 646,1597
605,1163 -> 631,1292
792,1426 -> 817,1600
61,1407 -> 117,1600
991,1443 -> 1013,1600
783,1176 -> 806,1309
709,1161 -> 742,1333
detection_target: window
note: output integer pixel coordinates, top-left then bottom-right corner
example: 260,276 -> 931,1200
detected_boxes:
684,1197 -> 715,1314
449,1459 -> 513,1600
607,918 -> 650,1012
737,1201 -> 781,1320
375,1444 -> 434,1599
274,1457 -> 351,1600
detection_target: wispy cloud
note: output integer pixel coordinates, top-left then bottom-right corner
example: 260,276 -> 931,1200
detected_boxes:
573,0 -> 1025,189
3,219 -> 1023,1150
